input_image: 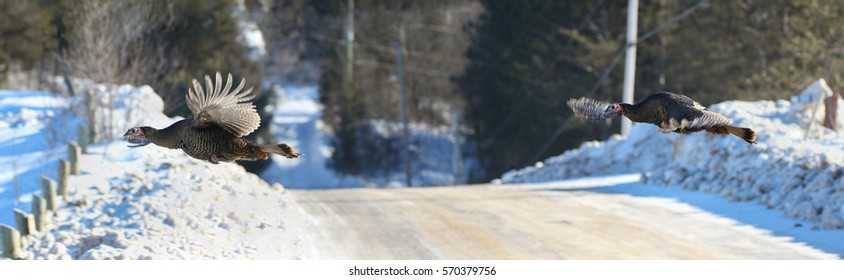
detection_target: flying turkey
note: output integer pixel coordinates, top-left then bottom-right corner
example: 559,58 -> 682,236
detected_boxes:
567,91 -> 757,144
123,72 -> 301,164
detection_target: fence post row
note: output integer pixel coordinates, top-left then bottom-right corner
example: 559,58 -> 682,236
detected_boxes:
1,132 -> 87,259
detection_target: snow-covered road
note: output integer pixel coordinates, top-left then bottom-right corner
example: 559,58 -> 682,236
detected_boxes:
293,174 -> 837,259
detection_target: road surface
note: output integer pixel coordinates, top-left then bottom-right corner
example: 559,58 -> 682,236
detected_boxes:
291,175 -> 835,259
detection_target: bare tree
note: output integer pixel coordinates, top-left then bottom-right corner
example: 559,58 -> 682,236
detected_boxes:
60,0 -> 177,142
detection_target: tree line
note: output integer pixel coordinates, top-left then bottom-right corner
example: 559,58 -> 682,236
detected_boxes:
4,0 -> 844,182
310,0 -> 844,183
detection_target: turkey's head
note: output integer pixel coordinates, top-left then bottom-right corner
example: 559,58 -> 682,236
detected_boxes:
123,127 -> 151,148
605,103 -> 624,117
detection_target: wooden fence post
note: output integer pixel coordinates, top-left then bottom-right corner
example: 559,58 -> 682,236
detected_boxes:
77,125 -> 88,154
41,177 -> 57,212
824,94 -> 838,131
0,224 -> 22,259
13,209 -> 36,236
32,195 -> 47,231
67,142 -> 81,175
58,159 -> 70,200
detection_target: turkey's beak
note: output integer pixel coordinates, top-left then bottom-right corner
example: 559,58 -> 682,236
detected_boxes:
603,107 -> 621,118
124,129 -> 151,148
125,136 -> 151,148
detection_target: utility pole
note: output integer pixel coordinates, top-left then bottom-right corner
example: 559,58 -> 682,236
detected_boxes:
621,0 -> 639,136
345,0 -> 355,96
395,27 -> 412,187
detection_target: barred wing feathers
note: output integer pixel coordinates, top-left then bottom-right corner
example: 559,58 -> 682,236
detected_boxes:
660,98 -> 733,133
186,72 -> 260,137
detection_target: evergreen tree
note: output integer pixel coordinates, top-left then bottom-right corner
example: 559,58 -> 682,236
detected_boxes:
0,0 -> 57,83
459,0 -> 623,181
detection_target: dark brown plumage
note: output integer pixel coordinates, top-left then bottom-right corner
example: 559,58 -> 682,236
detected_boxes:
123,72 -> 301,164
567,91 -> 757,144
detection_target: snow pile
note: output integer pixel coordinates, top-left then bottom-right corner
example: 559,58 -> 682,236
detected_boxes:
98,84 -> 174,136
500,123 -> 673,184
20,144 -> 302,259
66,80 -> 175,140
2,82 -> 302,259
642,100 -> 844,230
502,85 -> 844,230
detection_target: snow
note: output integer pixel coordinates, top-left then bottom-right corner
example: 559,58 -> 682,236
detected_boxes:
239,20 -> 266,61
501,82 -> 844,256
1,83 -> 302,259
84,83 -> 176,139
19,143 -> 302,259
0,89 -> 81,227
531,174 -> 843,258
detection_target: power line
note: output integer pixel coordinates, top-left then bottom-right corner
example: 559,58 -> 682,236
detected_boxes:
636,0 -> 709,45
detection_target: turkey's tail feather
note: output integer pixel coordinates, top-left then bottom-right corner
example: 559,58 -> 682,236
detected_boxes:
707,125 -> 756,144
567,97 -> 614,120
727,126 -> 757,144
260,143 -> 301,159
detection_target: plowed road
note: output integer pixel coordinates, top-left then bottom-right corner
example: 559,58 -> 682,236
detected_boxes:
291,175 -> 836,259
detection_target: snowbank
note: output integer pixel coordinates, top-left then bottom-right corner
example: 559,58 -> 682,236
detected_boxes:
502,88 -> 844,230
67,79 -> 175,140
20,143 -> 302,259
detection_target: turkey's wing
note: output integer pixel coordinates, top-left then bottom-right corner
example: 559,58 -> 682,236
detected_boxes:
656,91 -> 705,110
660,96 -> 732,132
185,72 -> 261,137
